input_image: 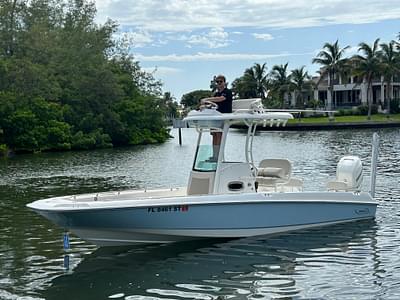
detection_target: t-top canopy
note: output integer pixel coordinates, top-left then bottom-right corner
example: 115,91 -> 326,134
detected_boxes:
183,108 -> 294,129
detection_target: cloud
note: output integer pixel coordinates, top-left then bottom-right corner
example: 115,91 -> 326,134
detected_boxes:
187,27 -> 230,48
252,33 -> 274,41
114,29 -> 153,48
95,0 -> 400,31
134,51 -> 312,62
142,66 -> 183,76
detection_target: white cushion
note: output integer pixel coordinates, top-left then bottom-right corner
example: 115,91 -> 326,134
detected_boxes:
257,167 -> 284,178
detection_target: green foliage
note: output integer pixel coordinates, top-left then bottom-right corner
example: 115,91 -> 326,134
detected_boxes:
390,99 -> 400,114
263,93 -> 284,109
72,130 -> 112,150
0,143 -> 6,156
357,104 -> 378,116
231,64 -> 268,99
0,96 -> 72,151
161,92 -> 179,120
231,75 -> 257,99
269,63 -> 291,108
0,0 -> 169,153
290,66 -> 312,107
312,40 -> 350,110
250,63 -> 268,99
116,95 -> 170,145
352,39 -> 382,119
356,105 -> 369,115
309,99 -> 322,109
336,108 -> 356,116
181,90 -> 212,109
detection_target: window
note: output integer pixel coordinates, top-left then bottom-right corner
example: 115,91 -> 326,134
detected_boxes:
193,132 -> 219,172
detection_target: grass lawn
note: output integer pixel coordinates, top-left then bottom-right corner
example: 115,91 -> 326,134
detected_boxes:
288,113 -> 400,124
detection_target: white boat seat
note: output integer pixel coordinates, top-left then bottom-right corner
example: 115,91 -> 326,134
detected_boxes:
256,176 -> 279,186
257,167 -> 285,178
257,159 -> 292,181
256,159 -> 294,192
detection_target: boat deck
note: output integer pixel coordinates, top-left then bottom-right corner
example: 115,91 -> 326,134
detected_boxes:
64,182 -> 307,203
66,187 -> 188,202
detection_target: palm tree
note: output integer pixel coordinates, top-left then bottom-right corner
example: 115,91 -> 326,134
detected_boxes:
251,63 -> 269,99
353,38 -> 381,120
162,92 -> 178,119
312,40 -> 349,109
234,63 -> 268,99
379,41 -> 400,113
290,66 -> 312,108
232,69 -> 258,99
269,63 -> 291,108
397,32 -> 400,47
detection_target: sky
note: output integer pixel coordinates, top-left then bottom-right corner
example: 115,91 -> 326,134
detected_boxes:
94,0 -> 400,101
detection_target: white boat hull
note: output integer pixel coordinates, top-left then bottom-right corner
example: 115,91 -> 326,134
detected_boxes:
27,190 -> 377,246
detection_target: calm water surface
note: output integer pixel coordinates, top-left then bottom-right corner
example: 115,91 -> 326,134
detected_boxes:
0,128 -> 400,300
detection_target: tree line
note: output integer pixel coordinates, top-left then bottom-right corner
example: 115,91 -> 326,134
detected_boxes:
0,0 -> 175,155
181,35 -> 400,119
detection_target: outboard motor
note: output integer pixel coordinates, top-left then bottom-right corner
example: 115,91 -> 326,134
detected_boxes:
335,156 -> 363,191
327,156 -> 363,191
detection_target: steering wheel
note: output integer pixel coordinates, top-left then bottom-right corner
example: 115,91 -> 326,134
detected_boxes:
200,100 -> 218,110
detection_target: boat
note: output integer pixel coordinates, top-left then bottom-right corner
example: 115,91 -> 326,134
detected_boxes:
27,99 -> 379,247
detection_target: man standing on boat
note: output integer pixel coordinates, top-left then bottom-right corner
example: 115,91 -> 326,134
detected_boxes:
200,75 -> 233,161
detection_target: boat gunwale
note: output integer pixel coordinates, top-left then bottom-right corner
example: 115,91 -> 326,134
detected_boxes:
27,191 -> 377,212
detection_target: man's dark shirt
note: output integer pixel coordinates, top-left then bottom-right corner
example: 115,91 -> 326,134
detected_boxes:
214,88 -> 233,113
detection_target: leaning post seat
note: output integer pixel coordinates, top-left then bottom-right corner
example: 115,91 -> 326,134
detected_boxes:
256,158 -> 303,192
257,159 -> 292,181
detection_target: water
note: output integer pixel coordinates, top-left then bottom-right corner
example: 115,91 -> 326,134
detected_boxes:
0,128 -> 399,299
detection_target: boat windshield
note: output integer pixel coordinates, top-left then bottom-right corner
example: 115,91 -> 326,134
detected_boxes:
193,131 -> 219,172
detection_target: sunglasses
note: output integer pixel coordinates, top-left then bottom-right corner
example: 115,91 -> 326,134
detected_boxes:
216,80 -> 224,84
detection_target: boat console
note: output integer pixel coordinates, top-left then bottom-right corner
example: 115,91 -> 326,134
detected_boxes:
185,100 -> 294,195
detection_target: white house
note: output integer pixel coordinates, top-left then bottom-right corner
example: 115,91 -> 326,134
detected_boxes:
312,72 -> 400,110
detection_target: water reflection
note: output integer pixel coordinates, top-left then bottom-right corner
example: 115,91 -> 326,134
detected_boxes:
43,220 -> 379,300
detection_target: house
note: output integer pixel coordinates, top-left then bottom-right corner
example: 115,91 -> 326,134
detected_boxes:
312,72 -> 400,110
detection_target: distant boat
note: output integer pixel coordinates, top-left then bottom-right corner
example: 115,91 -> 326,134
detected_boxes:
27,99 -> 379,247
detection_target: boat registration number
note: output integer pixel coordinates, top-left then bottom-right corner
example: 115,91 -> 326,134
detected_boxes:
147,205 -> 189,213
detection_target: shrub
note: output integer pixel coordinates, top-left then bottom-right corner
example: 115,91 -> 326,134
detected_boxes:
356,104 -> 379,115
0,144 -> 6,156
357,105 -> 369,115
71,130 -> 112,150
390,99 -> 400,114
337,108 -> 355,116
351,107 -> 361,115
337,109 -> 345,116
344,109 -> 354,116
